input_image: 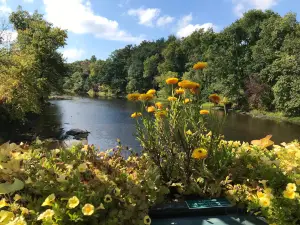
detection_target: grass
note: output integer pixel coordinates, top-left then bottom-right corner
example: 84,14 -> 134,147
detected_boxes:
249,110 -> 300,125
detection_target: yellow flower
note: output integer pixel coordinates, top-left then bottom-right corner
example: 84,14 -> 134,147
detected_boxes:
178,80 -> 200,89
259,197 -> 270,208
175,88 -> 185,95
166,78 -> 178,85
131,112 -> 142,118
193,62 -> 208,70
82,204 -> 94,216
146,89 -> 156,95
186,130 -> 193,135
0,199 -> 9,208
147,106 -> 156,113
286,183 -> 297,192
7,216 -> 27,225
155,102 -> 163,109
42,194 -> 55,207
264,188 -> 272,195
209,94 -> 221,104
200,110 -> 209,115
192,148 -> 208,159
251,135 -> 274,149
283,190 -> 295,199
37,209 -> 55,220
13,194 -> 22,202
257,191 -> 265,198
144,215 -> 151,225
78,163 -> 88,173
184,98 -> 191,104
67,196 -> 80,209
155,111 -> 167,119
139,94 -> 154,101
104,194 -> 112,203
20,207 -> 29,215
82,145 -> 89,151
0,210 -> 14,224
127,93 -> 141,101
113,188 -> 121,196
168,96 -> 177,101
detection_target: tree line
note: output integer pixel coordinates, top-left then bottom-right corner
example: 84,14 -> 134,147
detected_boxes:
66,10 -> 300,117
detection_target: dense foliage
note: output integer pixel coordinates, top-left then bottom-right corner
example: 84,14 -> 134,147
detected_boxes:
66,10 -> 300,116
0,7 -> 67,120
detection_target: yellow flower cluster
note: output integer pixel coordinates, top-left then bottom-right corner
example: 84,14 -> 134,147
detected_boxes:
257,187 -> 273,208
283,183 -> 297,199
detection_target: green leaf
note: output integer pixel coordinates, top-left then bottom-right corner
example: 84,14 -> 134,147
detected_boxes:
0,179 -> 24,194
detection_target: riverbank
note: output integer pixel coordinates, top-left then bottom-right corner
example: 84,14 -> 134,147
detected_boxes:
245,110 -> 300,125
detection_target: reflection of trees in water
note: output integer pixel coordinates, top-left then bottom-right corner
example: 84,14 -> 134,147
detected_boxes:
0,103 -> 63,144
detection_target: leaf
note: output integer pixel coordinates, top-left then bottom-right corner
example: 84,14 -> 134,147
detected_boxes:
0,179 -> 24,194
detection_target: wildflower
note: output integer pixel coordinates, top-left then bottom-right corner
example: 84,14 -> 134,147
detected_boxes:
186,130 -> 193,135
146,89 -> 156,95
113,188 -> 121,196
147,106 -> 156,113
168,96 -> 177,101
37,209 -> 55,220
178,80 -> 200,89
7,216 -> 27,225
139,94 -> 154,101
67,196 -> 80,209
257,191 -> 265,198
127,93 -> 140,101
166,78 -> 179,85
0,199 -> 9,208
184,98 -> 191,104
155,102 -> 163,109
175,88 -> 185,95
283,190 -> 295,199
131,112 -> 142,118
78,163 -> 88,173
193,62 -> 208,70
200,110 -> 209,115
192,148 -> 208,159
251,135 -> 274,149
82,204 -> 95,216
155,111 -> 167,119
259,197 -> 270,208
14,194 -> 22,202
286,183 -> 297,192
0,210 -> 14,224
209,94 -> 221,104
42,194 -> 55,207
104,194 -> 112,203
144,215 -> 151,225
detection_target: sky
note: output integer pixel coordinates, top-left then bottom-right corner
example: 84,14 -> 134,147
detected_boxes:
1,0 -> 300,62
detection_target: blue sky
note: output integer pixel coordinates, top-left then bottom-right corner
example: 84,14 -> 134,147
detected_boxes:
1,0 -> 300,62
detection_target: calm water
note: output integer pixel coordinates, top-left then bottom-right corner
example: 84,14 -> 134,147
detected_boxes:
35,97 -> 299,150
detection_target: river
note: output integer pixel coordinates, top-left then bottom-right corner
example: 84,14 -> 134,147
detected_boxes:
5,97 -> 300,150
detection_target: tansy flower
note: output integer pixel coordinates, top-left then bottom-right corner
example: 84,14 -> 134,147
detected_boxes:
209,94 -> 221,104
0,199 -> 9,208
155,102 -> 163,109
127,93 -> 140,101
184,98 -> 191,104
168,96 -> 177,101
0,210 -> 14,224
78,163 -> 88,173
200,110 -> 209,115
178,80 -> 200,89
155,111 -> 167,119
193,62 -> 208,70
192,148 -> 208,159
175,88 -> 185,95
14,194 -> 22,202
67,196 -> 80,209
286,183 -> 297,192
283,190 -> 295,199
82,204 -> 94,216
259,197 -> 270,208
144,215 -> 151,225
42,194 -> 55,207
147,106 -> 156,113
139,94 -> 154,101
104,194 -> 112,203
131,112 -> 142,118
166,78 -> 178,85
37,209 -> 55,220
146,89 -> 156,95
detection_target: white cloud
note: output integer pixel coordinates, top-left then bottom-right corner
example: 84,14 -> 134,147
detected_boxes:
156,15 -> 174,27
0,0 -> 11,15
176,14 -> 215,38
0,30 -> 17,46
23,0 -> 34,3
232,0 -> 278,17
43,0 -> 143,43
61,48 -> 85,62
128,7 -> 160,27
